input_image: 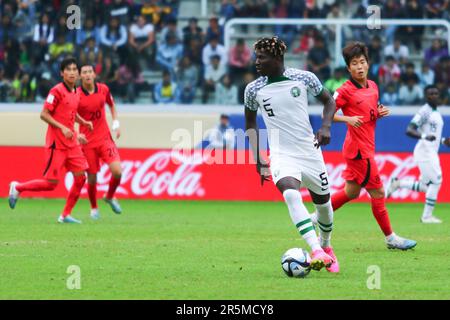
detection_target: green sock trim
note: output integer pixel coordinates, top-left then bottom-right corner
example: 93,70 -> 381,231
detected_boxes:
296,219 -> 312,229
300,225 -> 315,235
318,221 -> 333,228
319,225 -> 333,233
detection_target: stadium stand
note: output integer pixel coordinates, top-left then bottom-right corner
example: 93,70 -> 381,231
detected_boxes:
0,0 -> 448,105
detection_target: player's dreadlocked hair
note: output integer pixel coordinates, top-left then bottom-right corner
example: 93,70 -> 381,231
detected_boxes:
253,37 -> 287,57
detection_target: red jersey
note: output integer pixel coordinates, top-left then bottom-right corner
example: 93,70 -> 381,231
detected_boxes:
77,83 -> 114,148
43,82 -> 80,150
334,79 -> 380,159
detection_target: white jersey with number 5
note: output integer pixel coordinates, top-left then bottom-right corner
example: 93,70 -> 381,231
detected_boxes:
244,68 -> 324,158
411,104 -> 444,161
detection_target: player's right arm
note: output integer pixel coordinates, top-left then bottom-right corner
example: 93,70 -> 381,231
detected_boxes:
406,108 -> 436,141
75,113 -> 93,131
41,90 -> 73,139
40,108 -> 73,140
406,123 -> 436,141
331,87 -> 364,128
244,82 -> 270,185
315,88 -> 336,146
333,114 -> 364,128
333,103 -> 389,127
245,107 -> 270,184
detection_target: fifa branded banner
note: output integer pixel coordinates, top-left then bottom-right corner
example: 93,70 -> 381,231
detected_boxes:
1,146 -> 449,202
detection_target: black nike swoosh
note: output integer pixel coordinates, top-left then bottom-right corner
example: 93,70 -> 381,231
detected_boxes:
262,97 -> 272,103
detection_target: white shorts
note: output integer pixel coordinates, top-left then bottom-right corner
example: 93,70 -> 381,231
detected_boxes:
416,154 -> 442,185
270,152 -> 330,195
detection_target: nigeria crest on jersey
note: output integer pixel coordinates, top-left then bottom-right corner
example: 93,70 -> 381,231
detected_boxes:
290,87 -> 301,98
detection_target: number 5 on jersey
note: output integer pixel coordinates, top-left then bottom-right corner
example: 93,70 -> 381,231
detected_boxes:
320,172 -> 329,191
263,99 -> 275,117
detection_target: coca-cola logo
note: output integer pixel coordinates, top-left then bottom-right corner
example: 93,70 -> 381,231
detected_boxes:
65,151 -> 205,197
63,151 -> 422,200
299,154 -> 420,199
375,154 -> 420,200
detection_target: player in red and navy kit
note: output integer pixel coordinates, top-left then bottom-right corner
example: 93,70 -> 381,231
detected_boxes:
310,42 -> 417,250
8,58 -> 92,224
77,64 -> 122,220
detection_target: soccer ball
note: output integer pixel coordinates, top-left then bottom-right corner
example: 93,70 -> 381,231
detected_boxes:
281,248 -> 311,278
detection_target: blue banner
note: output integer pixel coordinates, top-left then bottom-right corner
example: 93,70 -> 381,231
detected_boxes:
221,114 -> 450,153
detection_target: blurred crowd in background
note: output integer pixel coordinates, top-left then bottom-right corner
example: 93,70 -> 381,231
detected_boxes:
0,0 -> 449,106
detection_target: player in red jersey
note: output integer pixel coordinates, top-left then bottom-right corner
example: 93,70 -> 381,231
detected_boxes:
8,57 -> 92,224
77,64 -> 122,220
311,42 -> 417,250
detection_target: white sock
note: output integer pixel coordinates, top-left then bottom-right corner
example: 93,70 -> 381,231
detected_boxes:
399,179 -> 427,192
310,211 -> 318,225
314,200 -> 333,248
423,183 -> 441,218
283,189 -> 321,252
386,232 -> 396,241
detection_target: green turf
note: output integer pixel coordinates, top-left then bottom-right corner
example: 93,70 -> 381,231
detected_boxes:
0,198 -> 449,300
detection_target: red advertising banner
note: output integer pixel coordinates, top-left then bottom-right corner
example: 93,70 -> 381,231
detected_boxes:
0,146 -> 448,202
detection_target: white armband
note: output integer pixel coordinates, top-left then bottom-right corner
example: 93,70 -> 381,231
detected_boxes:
112,120 -> 120,131
421,133 -> 426,139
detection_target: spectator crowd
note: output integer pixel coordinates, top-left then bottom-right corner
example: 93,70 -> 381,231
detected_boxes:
0,0 -> 449,106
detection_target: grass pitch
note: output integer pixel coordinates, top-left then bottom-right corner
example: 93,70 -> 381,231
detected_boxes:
0,199 -> 449,300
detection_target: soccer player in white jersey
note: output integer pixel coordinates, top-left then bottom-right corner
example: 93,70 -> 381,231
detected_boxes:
386,85 -> 450,223
244,37 -> 339,272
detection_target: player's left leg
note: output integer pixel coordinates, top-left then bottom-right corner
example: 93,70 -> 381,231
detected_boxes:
367,187 -> 417,250
9,148 -> 65,209
9,179 -> 58,209
276,177 -> 333,271
310,159 -> 364,222
99,141 -> 122,214
331,158 -> 367,212
335,181 -> 362,210
82,147 -> 101,220
421,181 -> 442,223
302,157 -> 339,273
367,187 -> 393,236
386,176 -> 427,198
103,161 -> 122,214
87,173 -> 100,220
387,177 -> 442,223
365,157 -> 416,250
387,158 -> 443,223
58,147 -> 89,224
418,158 -> 443,223
58,171 -> 86,224
310,181 -> 360,223
271,154 -> 333,271
309,190 -> 339,273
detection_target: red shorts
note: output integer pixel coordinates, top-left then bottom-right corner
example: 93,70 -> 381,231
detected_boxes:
82,140 -> 120,174
43,145 -> 88,180
342,157 -> 383,189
